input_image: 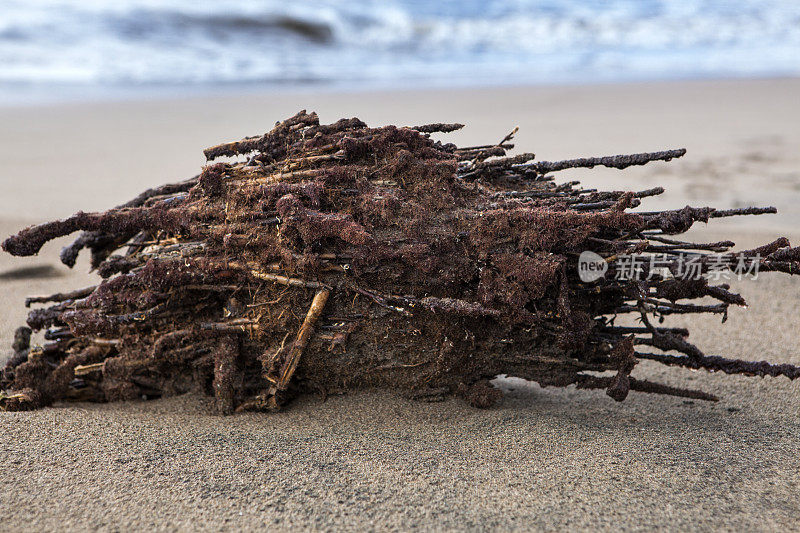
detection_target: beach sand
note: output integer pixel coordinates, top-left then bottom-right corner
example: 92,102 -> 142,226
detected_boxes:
1,79 -> 799,531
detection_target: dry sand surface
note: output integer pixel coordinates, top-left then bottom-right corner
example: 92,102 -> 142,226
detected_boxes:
1,78 -> 799,531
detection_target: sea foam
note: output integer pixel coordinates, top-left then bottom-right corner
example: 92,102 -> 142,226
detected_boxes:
1,0 -> 798,90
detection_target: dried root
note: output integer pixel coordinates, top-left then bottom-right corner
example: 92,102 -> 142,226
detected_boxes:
2,110 -> 799,413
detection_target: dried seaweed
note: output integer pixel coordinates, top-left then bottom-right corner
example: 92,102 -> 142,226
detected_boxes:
2,110 -> 799,413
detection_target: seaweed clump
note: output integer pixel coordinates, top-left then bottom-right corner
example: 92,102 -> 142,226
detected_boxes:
2,111 -> 799,413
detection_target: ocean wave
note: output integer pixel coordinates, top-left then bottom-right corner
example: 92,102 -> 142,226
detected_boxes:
1,0 -> 799,86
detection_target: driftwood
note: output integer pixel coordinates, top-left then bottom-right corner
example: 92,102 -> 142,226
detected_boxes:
2,111 -> 799,413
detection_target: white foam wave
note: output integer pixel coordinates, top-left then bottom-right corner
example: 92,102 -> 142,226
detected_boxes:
0,0 -> 798,87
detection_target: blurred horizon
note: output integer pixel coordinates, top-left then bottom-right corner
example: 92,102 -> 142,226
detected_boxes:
2,0 -> 799,104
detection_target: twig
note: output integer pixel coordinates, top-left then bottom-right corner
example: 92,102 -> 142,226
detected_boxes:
25,286 -> 97,308
74,362 -> 105,376
531,148 -> 686,174
267,288 -> 331,390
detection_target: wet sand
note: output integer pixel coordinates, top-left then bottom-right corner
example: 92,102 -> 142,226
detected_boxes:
1,78 -> 799,531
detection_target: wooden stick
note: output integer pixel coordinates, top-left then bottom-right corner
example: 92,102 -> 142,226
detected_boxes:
91,338 -> 121,346
25,286 -> 97,308
272,288 -> 330,390
200,319 -> 259,333
229,261 -> 331,290
74,362 -> 105,376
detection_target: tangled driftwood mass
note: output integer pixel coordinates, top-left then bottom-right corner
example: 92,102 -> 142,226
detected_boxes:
2,111 -> 799,413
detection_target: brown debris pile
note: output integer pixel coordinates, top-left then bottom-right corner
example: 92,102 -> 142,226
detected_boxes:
2,111 -> 799,413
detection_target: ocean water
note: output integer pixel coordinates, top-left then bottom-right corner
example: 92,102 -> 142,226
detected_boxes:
1,0 -> 799,99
